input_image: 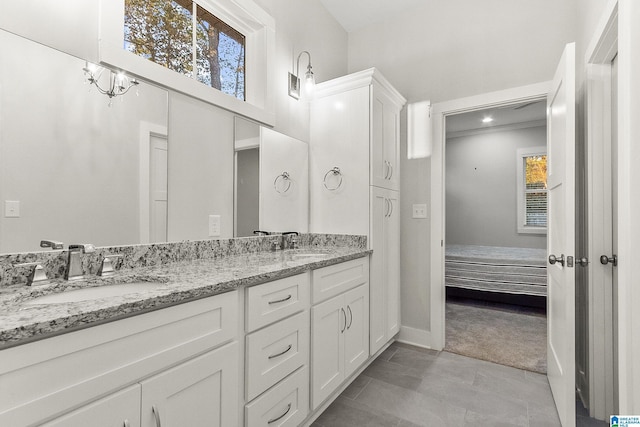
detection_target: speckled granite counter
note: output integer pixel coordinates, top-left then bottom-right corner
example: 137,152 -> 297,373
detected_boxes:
0,245 -> 370,349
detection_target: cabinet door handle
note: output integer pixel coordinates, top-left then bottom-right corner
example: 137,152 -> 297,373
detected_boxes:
389,199 -> 394,217
123,420 -> 130,427
384,198 -> 390,217
389,162 -> 393,180
347,305 -> 353,330
341,307 -> 347,333
268,294 -> 292,305
267,403 -> 292,424
268,344 -> 292,359
384,160 -> 390,179
152,405 -> 162,427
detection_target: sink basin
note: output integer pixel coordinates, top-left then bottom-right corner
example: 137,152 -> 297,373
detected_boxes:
25,282 -> 162,305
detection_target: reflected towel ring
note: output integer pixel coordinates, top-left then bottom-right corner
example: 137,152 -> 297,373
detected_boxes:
274,171 -> 292,194
323,167 -> 343,191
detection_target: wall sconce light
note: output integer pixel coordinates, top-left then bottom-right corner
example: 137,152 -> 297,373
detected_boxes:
83,62 -> 139,105
407,100 -> 432,159
288,51 -> 315,100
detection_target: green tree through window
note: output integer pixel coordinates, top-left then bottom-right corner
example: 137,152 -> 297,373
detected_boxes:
124,0 -> 245,100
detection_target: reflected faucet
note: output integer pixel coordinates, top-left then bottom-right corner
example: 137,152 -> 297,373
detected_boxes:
65,244 -> 96,280
40,240 -> 64,250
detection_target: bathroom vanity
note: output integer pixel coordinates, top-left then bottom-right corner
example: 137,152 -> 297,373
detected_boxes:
0,236 -> 378,427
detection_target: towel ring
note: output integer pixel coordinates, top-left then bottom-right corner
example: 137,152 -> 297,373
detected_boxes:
323,167 -> 343,191
274,171 -> 292,194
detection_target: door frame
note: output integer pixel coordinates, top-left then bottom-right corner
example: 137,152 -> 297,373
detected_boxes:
428,81 -> 550,350
584,0 -> 618,419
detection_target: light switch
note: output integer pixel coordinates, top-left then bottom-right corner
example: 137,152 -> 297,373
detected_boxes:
412,203 -> 427,219
209,215 -> 221,237
5,200 -> 20,218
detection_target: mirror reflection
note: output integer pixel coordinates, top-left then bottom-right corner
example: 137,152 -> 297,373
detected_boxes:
234,118 -> 309,237
0,30 -> 169,253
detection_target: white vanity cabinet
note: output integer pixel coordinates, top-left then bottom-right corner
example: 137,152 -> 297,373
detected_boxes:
310,68 -> 405,358
311,258 -> 370,410
0,291 -> 240,427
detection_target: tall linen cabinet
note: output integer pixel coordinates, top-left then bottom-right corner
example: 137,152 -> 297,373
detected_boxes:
310,68 -> 405,355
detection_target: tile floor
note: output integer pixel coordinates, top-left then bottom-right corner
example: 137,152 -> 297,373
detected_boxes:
312,342 -> 608,427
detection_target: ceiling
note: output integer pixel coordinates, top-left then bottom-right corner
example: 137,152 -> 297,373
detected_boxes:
319,0 -> 424,32
445,100 -> 547,135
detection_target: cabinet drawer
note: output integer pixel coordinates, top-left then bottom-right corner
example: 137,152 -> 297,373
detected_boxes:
245,366 -> 309,427
312,257 -> 369,304
246,311 -> 309,401
246,273 -> 309,332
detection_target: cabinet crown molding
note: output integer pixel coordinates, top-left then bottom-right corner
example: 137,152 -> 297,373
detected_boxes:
315,68 -> 407,107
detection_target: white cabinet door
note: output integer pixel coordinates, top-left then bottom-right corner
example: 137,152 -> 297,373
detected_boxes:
311,294 -> 345,409
140,342 -> 239,427
40,385 -> 141,427
385,190 -> 401,338
369,188 -> 386,354
371,83 -> 401,191
343,284 -> 370,378
370,187 -> 401,355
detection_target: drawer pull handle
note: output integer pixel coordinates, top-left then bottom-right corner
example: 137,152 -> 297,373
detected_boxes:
347,305 -> 353,329
152,405 -> 162,427
123,420 -> 130,427
268,344 -> 292,359
268,294 -> 292,305
268,403 -> 292,424
341,308 -> 347,333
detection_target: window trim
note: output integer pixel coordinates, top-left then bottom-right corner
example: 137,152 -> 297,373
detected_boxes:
99,0 -> 275,125
516,146 -> 547,234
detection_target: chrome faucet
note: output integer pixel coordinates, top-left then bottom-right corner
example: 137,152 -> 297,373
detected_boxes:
282,232 -> 299,249
65,244 -> 95,280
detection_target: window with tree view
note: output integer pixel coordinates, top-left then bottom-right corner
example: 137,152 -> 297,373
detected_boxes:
124,0 -> 246,100
524,154 -> 547,227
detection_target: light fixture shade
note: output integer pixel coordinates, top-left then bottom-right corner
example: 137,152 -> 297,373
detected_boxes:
407,100 -> 432,159
303,70 -> 316,97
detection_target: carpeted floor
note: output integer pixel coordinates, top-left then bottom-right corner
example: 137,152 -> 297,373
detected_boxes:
445,297 -> 547,374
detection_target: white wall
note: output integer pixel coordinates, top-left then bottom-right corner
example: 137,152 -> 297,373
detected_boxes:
346,0 -> 578,334
446,126 -> 547,249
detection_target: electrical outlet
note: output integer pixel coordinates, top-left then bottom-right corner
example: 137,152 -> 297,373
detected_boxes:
412,204 -> 427,219
5,201 -> 20,218
208,215 -> 221,237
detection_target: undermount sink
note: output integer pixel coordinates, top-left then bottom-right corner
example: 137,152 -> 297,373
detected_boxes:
25,282 -> 162,305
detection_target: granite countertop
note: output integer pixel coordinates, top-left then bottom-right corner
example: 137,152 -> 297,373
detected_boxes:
0,246 -> 370,349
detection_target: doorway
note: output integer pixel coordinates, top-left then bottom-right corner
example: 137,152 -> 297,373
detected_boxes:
443,102 -> 549,373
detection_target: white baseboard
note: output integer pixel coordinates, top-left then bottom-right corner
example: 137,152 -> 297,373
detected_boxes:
397,325 -> 436,350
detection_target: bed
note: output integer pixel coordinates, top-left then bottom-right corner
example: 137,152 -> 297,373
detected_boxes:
445,244 -> 547,297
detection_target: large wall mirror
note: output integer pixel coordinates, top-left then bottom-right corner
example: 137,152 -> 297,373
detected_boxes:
234,118 -> 309,237
0,30 -> 169,253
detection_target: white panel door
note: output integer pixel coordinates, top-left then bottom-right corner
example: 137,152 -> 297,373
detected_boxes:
149,135 -> 168,243
369,188 -> 386,354
140,343 -> 239,427
311,294 -> 345,410
385,191 -> 400,339
546,42 -> 576,427
343,284 -> 369,378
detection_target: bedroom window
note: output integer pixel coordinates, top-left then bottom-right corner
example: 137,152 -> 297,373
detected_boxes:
124,0 -> 246,100
516,147 -> 547,234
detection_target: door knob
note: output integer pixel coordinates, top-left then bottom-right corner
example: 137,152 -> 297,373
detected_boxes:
548,254 -> 565,266
577,257 -> 589,267
599,254 -> 617,267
